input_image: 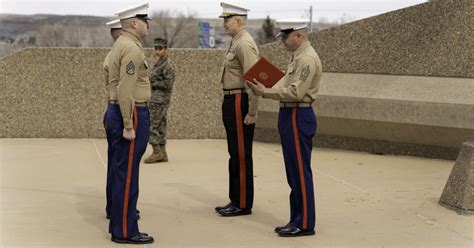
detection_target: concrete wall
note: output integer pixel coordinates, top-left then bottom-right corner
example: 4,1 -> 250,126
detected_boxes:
255,73 -> 474,159
1,0 -> 473,159
254,0 -> 474,159
261,0 -> 474,78
0,48 -> 226,139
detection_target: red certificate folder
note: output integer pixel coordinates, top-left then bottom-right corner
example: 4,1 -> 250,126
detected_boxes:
244,57 -> 285,88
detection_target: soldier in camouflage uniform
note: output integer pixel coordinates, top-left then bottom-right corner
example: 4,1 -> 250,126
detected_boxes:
144,38 -> 176,163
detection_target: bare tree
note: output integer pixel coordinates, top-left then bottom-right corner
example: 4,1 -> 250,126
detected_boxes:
36,22 -> 110,48
335,14 -> 356,25
0,41 -> 19,57
315,14 -> 356,31
145,10 -> 199,48
1,15 -> 115,56
36,24 -> 66,47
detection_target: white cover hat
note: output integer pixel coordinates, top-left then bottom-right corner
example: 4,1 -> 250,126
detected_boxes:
115,3 -> 151,20
106,19 -> 122,29
276,19 -> 310,38
219,2 -> 249,18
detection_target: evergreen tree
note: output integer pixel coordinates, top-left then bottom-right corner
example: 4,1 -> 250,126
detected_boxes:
257,15 -> 276,45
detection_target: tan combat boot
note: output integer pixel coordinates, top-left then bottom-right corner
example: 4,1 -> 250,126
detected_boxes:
144,145 -> 163,163
159,145 -> 168,162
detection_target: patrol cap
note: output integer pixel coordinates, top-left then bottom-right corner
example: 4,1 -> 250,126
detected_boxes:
116,3 -> 151,21
106,19 -> 122,29
154,38 -> 168,48
219,2 -> 249,18
276,19 -> 310,38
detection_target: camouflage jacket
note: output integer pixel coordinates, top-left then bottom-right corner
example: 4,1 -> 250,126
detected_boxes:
150,56 -> 176,103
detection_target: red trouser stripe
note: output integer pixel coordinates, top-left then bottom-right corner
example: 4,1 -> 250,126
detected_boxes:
292,108 -> 308,229
122,107 -> 138,238
235,94 -> 246,209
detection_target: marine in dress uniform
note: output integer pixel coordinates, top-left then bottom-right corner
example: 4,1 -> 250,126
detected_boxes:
247,19 -> 322,237
144,38 -> 176,163
105,3 -> 154,244
103,18 -> 123,221
103,18 -> 142,222
215,2 -> 260,217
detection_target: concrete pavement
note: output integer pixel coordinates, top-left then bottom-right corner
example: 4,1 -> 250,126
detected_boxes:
0,139 -> 472,247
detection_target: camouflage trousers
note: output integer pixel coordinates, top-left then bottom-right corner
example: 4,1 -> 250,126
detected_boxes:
149,102 -> 169,146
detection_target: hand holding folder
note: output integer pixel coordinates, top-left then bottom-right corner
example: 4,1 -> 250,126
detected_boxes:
244,57 -> 284,88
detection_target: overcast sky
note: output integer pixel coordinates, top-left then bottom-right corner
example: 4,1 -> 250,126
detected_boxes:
0,0 -> 428,21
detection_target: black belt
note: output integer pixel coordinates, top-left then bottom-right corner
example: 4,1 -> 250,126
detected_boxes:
109,100 -> 148,107
134,102 -> 148,107
223,88 -> 246,95
279,102 -> 312,108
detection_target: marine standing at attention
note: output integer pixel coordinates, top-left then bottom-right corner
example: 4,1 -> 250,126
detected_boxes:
215,2 -> 260,217
105,3 -> 154,244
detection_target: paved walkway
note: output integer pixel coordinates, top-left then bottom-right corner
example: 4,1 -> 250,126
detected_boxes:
0,139 -> 472,248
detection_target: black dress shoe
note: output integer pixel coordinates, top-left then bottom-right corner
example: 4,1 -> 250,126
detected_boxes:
111,233 -> 154,244
218,205 -> 251,217
106,209 -> 141,220
277,224 -> 315,237
111,232 -> 148,239
215,202 -> 232,212
274,222 -> 293,233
